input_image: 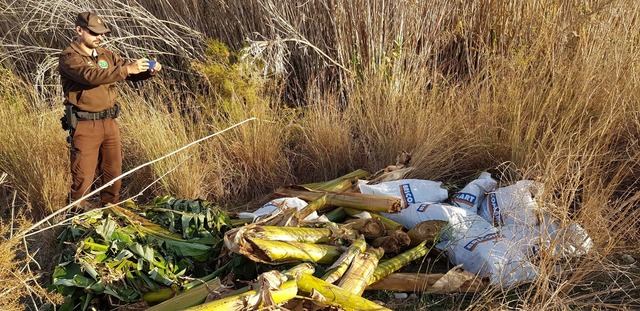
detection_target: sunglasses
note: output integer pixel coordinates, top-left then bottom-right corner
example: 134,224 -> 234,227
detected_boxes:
85,28 -> 103,37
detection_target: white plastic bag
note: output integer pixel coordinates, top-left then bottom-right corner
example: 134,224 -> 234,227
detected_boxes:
381,203 -> 484,230
382,203 -> 538,288
478,180 -> 542,227
453,172 -> 497,213
496,212 -> 592,259
441,231 -> 538,289
358,179 -> 449,207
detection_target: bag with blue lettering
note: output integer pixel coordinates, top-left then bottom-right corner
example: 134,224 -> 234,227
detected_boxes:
358,179 -> 448,207
441,228 -> 538,289
453,172 -> 497,213
478,180 -> 543,227
381,202 -> 493,231
381,203 -> 538,287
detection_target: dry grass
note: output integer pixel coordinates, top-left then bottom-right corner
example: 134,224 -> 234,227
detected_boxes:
0,213 -> 63,310
0,0 -> 639,309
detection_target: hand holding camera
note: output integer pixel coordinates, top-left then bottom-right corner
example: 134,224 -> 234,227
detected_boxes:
127,58 -> 162,75
147,59 -> 162,73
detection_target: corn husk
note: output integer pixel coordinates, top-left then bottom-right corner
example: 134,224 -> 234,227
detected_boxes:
322,236 -> 367,283
337,246 -> 384,296
275,187 -> 403,213
368,241 -> 430,285
371,230 -> 411,254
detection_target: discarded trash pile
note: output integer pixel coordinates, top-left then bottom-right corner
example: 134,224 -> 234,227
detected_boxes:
53,168 -> 593,310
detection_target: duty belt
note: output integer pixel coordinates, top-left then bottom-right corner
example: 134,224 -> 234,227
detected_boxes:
75,104 -> 120,120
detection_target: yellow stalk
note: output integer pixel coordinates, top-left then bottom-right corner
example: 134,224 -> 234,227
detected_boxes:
294,273 -> 391,311
300,169 -> 371,191
183,279 -> 297,311
243,226 -> 336,244
325,207 -> 348,223
275,187 -> 403,213
147,279 -> 223,311
344,208 -> 404,230
243,238 -> 342,264
298,194 -> 328,220
366,272 -> 488,293
322,236 -> 367,283
337,247 -> 384,296
368,241 -> 430,285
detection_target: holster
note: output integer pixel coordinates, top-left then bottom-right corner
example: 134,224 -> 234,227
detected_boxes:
61,104 -> 78,147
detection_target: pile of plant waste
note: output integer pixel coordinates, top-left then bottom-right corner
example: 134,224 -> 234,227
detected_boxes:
53,166 -> 502,311
53,197 -> 232,310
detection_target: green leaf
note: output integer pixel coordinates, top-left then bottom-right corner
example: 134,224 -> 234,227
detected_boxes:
95,216 -> 117,242
149,267 -> 175,286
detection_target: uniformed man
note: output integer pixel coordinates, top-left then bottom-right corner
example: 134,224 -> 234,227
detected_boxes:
59,12 -> 162,209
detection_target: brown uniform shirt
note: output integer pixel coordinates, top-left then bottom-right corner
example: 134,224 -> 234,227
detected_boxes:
59,40 -> 153,112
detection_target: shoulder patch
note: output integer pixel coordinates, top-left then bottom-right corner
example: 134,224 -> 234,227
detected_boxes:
98,60 -> 108,69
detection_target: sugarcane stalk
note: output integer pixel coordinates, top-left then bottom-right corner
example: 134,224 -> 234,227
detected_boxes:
298,194 -> 328,220
343,218 -> 386,239
243,226 -> 337,244
366,272 -> 488,293
407,220 -> 448,247
285,263 -> 316,277
300,169 -> 371,191
325,207 -> 348,223
322,236 -> 367,283
183,279 -> 297,311
344,208 -> 404,230
230,218 -> 253,227
294,273 -> 391,311
368,241 -> 430,285
243,238 -> 342,264
146,278 -> 223,311
371,230 -> 411,254
337,247 -> 384,296
275,187 -> 402,213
